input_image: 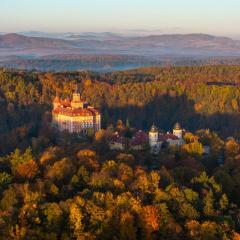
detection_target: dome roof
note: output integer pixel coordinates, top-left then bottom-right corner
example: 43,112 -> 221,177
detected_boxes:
150,124 -> 158,133
174,122 -> 181,130
53,96 -> 60,103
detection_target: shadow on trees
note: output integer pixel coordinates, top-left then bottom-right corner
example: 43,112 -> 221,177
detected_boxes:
0,93 -> 239,155
103,93 -> 240,138
0,103 -> 50,155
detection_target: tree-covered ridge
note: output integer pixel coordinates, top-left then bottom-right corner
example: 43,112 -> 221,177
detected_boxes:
0,126 -> 240,239
0,66 -> 240,238
0,132 -> 239,240
0,65 -> 239,154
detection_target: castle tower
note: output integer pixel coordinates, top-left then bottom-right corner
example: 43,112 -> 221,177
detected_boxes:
71,86 -> 84,109
173,122 -> 183,139
149,124 -> 159,147
53,95 -> 60,110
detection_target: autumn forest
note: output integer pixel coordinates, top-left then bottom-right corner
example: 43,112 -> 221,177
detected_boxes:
0,65 -> 240,239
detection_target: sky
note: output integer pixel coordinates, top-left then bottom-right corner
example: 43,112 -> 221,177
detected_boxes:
1,0 -> 240,38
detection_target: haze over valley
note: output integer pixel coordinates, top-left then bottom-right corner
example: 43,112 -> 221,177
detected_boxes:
1,32 -> 240,71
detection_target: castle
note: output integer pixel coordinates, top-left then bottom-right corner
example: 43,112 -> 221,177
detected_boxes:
52,89 -> 101,134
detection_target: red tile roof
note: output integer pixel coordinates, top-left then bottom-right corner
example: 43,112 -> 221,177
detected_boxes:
52,106 -> 100,117
158,133 -> 178,141
110,133 -> 125,144
131,130 -> 148,146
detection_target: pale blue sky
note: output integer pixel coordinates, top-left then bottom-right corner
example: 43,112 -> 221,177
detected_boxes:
1,0 -> 240,38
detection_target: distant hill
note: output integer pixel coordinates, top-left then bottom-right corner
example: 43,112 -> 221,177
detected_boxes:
67,32 -> 127,41
90,33 -> 240,56
0,32 -> 240,70
0,33 -> 74,49
0,32 -> 240,55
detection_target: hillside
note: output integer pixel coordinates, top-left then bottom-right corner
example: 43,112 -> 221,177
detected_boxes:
0,66 -> 240,239
0,33 -> 240,56
0,33 -> 74,49
0,33 -> 240,71
0,65 -> 239,155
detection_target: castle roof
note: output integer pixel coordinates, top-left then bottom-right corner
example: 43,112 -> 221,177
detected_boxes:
158,133 -> 179,141
109,132 -> 125,144
150,124 -> 158,133
174,122 -> 182,130
131,130 -> 148,146
52,106 -> 100,117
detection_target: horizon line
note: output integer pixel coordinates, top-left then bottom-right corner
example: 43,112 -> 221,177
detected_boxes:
0,31 -> 239,40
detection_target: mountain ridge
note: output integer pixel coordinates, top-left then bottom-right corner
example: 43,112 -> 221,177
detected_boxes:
0,32 -> 239,51
0,33 -> 240,64
0,33 -> 75,49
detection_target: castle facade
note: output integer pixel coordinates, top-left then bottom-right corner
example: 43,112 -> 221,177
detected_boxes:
52,90 -> 101,134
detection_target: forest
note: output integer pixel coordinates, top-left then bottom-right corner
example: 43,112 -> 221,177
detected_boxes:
0,65 -> 240,239
1,55 -> 240,72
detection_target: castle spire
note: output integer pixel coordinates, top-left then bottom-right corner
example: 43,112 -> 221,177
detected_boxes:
173,122 -> 183,139
71,85 -> 84,109
53,94 -> 61,109
74,84 -> 80,94
150,123 -> 158,133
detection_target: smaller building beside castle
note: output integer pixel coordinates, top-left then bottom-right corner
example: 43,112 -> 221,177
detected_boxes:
52,89 -> 101,134
109,122 -> 185,154
149,122 -> 185,154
